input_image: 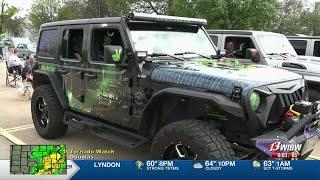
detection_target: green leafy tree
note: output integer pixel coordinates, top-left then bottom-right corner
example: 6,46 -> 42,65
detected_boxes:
132,0 -> 173,14
0,3 -> 25,36
5,16 -> 25,37
59,0 -> 136,19
29,0 -> 62,29
274,0 -> 306,35
301,2 -> 320,36
107,0 -> 137,16
169,0 -> 278,30
58,0 -> 86,20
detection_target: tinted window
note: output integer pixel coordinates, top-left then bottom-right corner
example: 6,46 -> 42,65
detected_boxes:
60,29 -> 83,60
38,29 -> 58,58
224,36 -> 256,59
289,40 -> 307,55
91,28 -> 123,62
210,35 -> 218,46
314,41 -> 320,57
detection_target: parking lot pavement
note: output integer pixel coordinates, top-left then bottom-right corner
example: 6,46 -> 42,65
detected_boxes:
0,61 -> 319,160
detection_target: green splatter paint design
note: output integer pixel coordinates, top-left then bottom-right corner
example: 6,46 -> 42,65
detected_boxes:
40,65 -> 56,72
112,49 -> 122,62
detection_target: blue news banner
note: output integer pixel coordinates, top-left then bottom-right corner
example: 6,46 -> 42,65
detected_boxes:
71,160 -> 320,180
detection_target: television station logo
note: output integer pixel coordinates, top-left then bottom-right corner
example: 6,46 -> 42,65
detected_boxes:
268,141 -> 302,158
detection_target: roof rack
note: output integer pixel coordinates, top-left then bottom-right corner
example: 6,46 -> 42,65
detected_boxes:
127,12 -> 207,26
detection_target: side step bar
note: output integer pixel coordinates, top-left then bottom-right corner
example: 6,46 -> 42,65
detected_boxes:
63,111 -> 149,149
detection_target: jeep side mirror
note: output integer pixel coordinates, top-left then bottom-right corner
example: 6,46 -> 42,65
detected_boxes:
246,48 -> 259,62
104,45 -> 123,64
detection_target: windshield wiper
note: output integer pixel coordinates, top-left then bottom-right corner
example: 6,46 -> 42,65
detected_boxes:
280,52 -> 296,57
149,53 -> 186,61
266,53 -> 280,55
267,52 -> 295,57
174,51 -> 212,60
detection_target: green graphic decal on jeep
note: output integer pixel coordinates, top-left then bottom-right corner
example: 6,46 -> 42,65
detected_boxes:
66,90 -> 73,106
63,72 -> 84,110
194,58 -> 257,70
83,65 -> 129,121
40,65 -> 56,73
112,49 -> 122,62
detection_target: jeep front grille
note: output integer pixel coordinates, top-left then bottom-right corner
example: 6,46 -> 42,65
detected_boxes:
267,88 -> 303,124
278,89 -> 303,108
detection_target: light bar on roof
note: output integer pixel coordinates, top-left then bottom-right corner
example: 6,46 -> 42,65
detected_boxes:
127,13 -> 207,26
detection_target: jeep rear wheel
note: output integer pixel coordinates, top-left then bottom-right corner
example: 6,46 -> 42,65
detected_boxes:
151,120 -> 236,160
31,84 -> 67,139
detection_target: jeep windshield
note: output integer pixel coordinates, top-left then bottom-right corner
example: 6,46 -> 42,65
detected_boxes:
257,34 -> 297,56
128,23 -> 217,57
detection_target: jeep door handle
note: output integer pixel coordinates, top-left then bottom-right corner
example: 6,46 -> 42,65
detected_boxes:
58,69 -> 69,75
84,73 -> 97,79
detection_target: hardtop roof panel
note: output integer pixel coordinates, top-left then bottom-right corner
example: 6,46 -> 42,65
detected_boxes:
287,36 -> 320,40
41,17 -> 122,28
207,30 -> 253,35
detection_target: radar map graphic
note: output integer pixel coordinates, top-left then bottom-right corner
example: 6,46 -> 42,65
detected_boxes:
10,145 -> 67,175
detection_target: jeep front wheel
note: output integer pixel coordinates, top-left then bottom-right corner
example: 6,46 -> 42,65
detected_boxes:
150,120 -> 236,160
31,84 -> 68,139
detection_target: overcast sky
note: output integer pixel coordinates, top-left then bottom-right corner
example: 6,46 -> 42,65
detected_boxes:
5,0 -> 320,17
4,0 -> 35,17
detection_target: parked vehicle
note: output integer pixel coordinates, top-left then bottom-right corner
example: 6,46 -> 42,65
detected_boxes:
207,30 -> 320,101
31,14 -> 320,160
5,37 -> 32,58
287,36 -> 320,57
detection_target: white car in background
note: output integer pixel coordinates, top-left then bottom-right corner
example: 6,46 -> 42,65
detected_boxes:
287,35 -> 320,57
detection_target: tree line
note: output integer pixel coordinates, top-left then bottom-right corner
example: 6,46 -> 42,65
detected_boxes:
0,0 -> 25,36
1,0 -> 320,36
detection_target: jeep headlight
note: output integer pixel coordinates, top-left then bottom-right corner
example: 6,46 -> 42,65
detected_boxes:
250,92 -> 260,111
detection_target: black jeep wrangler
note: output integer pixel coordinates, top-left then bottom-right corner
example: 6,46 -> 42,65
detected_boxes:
31,13 -> 320,160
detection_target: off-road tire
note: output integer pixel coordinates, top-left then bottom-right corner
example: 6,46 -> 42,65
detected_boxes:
151,120 -> 236,160
31,84 -> 67,139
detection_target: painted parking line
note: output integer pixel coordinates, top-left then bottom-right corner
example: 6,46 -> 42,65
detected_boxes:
0,127 -> 26,145
4,124 -> 34,131
308,155 -> 320,160
4,124 -> 34,133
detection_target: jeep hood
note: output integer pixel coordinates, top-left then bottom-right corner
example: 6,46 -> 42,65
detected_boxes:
268,55 -> 320,82
150,58 -> 302,97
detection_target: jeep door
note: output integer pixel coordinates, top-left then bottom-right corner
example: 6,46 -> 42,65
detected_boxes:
84,24 -> 132,126
59,25 -> 87,112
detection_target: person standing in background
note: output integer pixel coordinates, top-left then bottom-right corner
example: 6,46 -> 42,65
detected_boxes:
22,53 -> 35,81
0,41 -> 3,59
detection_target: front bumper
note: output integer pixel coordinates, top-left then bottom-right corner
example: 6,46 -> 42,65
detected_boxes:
253,110 -> 320,158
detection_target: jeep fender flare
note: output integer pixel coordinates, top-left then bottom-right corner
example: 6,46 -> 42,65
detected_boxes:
138,87 -> 244,137
33,70 -> 69,109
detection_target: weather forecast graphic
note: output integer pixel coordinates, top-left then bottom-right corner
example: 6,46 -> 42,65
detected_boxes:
10,145 -> 67,175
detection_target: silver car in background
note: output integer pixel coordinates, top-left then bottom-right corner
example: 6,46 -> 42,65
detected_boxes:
207,30 -> 320,100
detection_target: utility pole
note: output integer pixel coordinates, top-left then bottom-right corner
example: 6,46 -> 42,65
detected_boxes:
0,0 -> 5,34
